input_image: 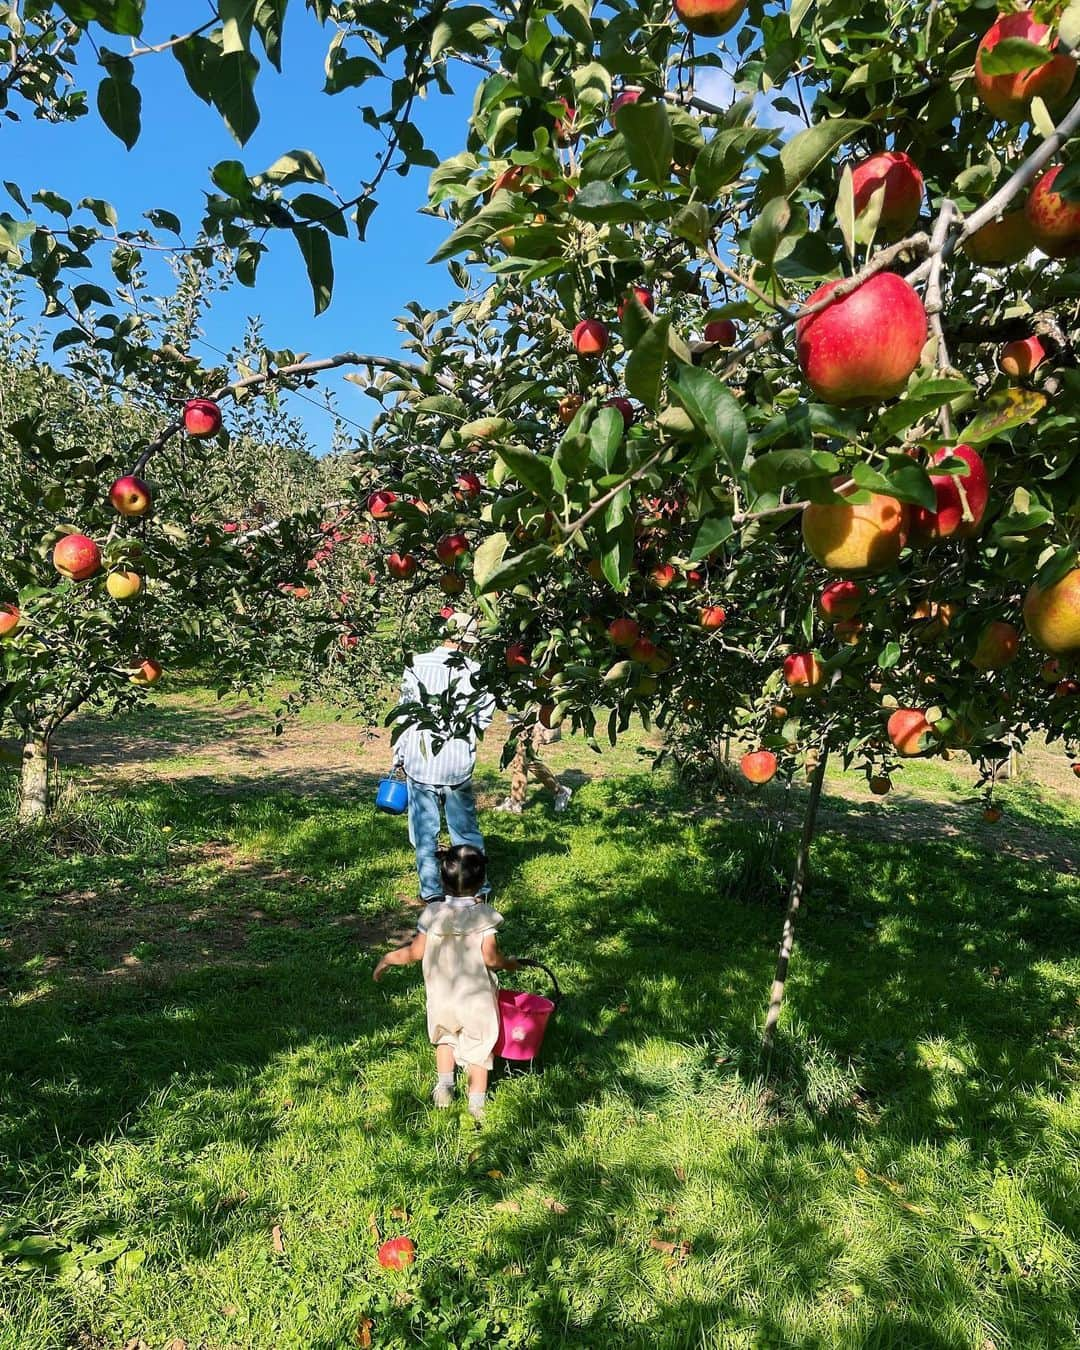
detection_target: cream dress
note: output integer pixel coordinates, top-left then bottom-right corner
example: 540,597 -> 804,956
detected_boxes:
418,897 -> 503,1069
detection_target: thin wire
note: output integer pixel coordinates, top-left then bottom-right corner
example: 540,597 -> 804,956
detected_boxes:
189,334 -> 372,435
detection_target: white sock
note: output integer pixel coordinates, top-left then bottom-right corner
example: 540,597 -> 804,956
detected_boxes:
437,1071 -> 455,1088
468,1091 -> 486,1111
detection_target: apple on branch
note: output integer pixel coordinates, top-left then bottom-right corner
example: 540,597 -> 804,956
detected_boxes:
53,533 -> 102,581
183,398 -> 223,439
109,475 -> 152,517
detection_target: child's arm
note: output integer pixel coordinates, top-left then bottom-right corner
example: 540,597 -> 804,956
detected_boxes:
373,932 -> 426,981
481,933 -> 518,973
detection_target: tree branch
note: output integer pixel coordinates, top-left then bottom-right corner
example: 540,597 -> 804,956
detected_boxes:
924,199 -> 957,437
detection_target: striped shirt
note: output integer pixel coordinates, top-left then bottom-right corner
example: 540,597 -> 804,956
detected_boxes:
393,646 -> 496,786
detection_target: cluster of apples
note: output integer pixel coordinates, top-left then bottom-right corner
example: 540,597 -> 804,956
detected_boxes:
368,488 -> 473,596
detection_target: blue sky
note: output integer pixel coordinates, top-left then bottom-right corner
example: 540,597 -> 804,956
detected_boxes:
3,3 -> 482,450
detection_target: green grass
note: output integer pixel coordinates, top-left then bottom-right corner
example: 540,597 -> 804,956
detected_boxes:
1,746 -> 1079,1346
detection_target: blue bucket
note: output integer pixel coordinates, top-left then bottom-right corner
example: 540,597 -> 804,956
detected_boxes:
376,776 -> 409,815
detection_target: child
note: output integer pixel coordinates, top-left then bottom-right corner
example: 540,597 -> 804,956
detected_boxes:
373,844 -> 517,1121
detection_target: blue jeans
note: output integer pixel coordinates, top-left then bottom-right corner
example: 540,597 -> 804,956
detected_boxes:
407,778 -> 487,899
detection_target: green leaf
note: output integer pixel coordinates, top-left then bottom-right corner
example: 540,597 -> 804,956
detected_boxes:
211,159 -> 252,198
749,194 -> 791,266
689,514 -> 734,561
979,36 -> 1053,77
33,190 -> 73,217
472,531 -> 509,590
569,180 -> 646,224
881,459 -> 937,512
291,192 -> 347,236
254,0 -> 287,69
960,388 -> 1046,444
616,100 -> 673,182
220,0 -> 256,56
293,225 -> 333,315
670,365 -> 748,473
835,163 -> 856,265
625,316 -> 670,410
691,127 -> 775,196
789,0 -> 814,34
600,492 -> 634,589
173,35 -> 216,104
79,196 -> 118,227
671,202 -> 710,247
478,544 -> 551,595
259,149 -> 326,185
97,59 -> 141,150
495,446 -> 554,497
779,118 -> 866,196
1062,0 -> 1080,50
210,49 -> 261,146
878,640 -> 902,670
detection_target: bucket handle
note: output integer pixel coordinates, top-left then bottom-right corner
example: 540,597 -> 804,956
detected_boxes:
514,957 -> 561,1008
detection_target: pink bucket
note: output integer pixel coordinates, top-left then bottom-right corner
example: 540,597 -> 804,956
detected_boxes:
495,989 -> 555,1060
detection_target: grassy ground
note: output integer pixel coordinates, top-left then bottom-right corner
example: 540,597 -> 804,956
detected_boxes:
0,685 -> 1078,1348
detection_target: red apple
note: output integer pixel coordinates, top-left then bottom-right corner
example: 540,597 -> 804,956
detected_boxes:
963,211 -> 1033,266
1072,762 -> 1080,778
834,618 -> 864,644
439,572 -> 466,596
818,580 -> 864,621
129,658 -> 162,686
1054,678 -> 1079,699
558,393 -> 583,425
684,568 -> 705,588
340,633 -> 359,651
53,533 -> 101,581
454,471 -> 483,500
618,285 -> 654,319
368,490 -> 398,520
108,474 -> 152,516
1040,658 -> 1063,684
608,617 -> 640,648
386,552 -> 417,580
1026,166 -> 1080,259
971,620 -> 1020,671
975,12 -> 1075,124
909,445 -> 989,543
604,397 -> 634,430
796,273 -> 927,406
803,484 -> 909,574
783,652 -> 824,695
999,336 -> 1047,379
1023,568 -> 1080,655
741,750 -> 777,784
850,151 -> 924,241
629,636 -> 658,664
491,165 -> 527,195
674,0 -> 747,37
611,88 -> 643,121
183,398 -> 222,439
0,604 -> 20,637
704,319 -> 737,346
377,1237 -> 415,1270
869,776 -> 891,796
572,319 -> 609,357
650,564 -> 677,589
983,806 -> 1003,824
436,532 -> 469,565
506,642 -> 530,670
887,708 -> 936,756
554,97 -> 577,145
698,606 -> 726,630
538,702 -> 558,730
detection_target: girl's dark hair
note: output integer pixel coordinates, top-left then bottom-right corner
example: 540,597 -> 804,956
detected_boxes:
437,844 -> 487,896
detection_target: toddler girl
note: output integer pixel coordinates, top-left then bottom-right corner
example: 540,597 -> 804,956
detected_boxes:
373,844 -> 517,1120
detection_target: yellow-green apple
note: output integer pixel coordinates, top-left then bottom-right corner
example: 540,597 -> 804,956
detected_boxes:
106,570 -> 142,600
108,474 -> 152,516
869,775 -> 891,796
129,658 -> 162,686
367,489 -> 397,519
1026,166 -> 1080,258
962,211 -> 1033,266
851,150 -> 924,241
783,652 -> 824,695
558,393 -> 583,425
741,750 -> 777,784
572,319 -> 609,356
650,563 -> 678,589
386,552 -> 417,580
608,617 -> 640,648
183,398 -> 222,438
1039,657 -> 1062,684
1023,568 -> 1080,654
704,318 -> 737,346
604,397 -> 634,429
674,0 -> 747,37
646,645 -> 674,674
439,572 -> 466,596
698,605 -> 726,630
454,471 -> 483,500
971,619 -> 1020,670
975,12 -> 1075,124
818,579 -> 863,621
0,603 -> 20,637
634,673 -> 659,696
53,533 -> 101,581
909,444 -> 989,542
618,285 -> 654,319
887,708 -> 937,756
802,485 -> 908,573
506,642 -> 530,670
796,273 -> 926,405
436,532 -> 469,565
999,335 -> 1047,378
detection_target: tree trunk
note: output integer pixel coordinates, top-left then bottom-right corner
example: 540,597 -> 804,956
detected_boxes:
18,732 -> 51,825
762,746 -> 829,1053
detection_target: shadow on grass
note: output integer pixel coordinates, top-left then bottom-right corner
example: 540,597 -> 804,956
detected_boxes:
0,774 -> 1077,1346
